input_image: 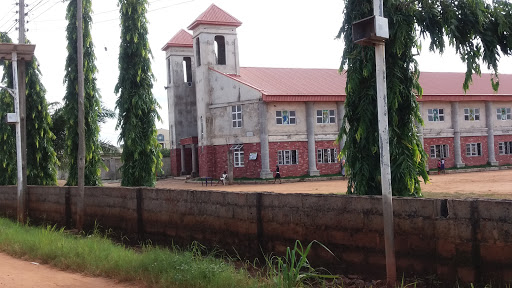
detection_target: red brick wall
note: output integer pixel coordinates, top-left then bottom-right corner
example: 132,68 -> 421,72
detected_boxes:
495,135 -> 512,165
199,146 -> 215,177
316,140 -> 342,175
424,138 -> 455,169
269,141 -> 309,177
460,136 -> 488,166
210,144 -> 262,179
170,148 -> 180,176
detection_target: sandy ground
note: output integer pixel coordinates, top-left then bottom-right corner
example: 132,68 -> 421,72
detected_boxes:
0,253 -> 141,288
104,169 -> 512,199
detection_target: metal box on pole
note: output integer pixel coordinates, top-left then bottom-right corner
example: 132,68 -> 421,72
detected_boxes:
352,15 -> 389,46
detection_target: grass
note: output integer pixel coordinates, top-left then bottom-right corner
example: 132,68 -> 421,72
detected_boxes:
0,218 -> 265,288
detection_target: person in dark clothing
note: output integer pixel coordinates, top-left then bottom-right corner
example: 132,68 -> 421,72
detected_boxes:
274,165 -> 281,184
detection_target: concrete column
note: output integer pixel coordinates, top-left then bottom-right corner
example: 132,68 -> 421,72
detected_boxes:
486,101 -> 498,165
306,102 -> 320,176
259,102 -> 273,178
452,102 -> 465,167
416,102 -> 427,172
180,144 -> 186,175
336,102 -> 346,159
191,143 -> 198,177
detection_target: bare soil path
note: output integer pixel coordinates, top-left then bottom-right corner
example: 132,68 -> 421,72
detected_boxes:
0,253 -> 141,288
105,169 -> 512,199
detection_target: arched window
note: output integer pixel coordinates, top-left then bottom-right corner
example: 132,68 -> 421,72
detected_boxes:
214,35 -> 226,65
196,38 -> 201,67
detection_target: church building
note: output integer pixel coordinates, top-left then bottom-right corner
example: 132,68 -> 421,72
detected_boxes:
162,4 -> 512,179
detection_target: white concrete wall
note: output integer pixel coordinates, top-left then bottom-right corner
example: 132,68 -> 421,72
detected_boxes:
210,71 -> 261,103
267,102 -> 307,142
209,102 -> 261,145
492,102 -> 512,135
459,102 -> 487,137
165,46 -> 197,149
313,102 -> 339,141
421,102 -> 454,138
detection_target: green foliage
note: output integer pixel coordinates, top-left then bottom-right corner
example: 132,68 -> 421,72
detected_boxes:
337,0 -> 512,196
115,0 -> 162,187
0,217 -> 263,288
264,240 -> 338,287
0,33 -> 58,186
25,45 -> 59,185
63,0 -> 103,186
0,33 -> 17,186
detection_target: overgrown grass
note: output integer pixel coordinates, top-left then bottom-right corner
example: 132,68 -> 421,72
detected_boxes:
0,218 -> 265,288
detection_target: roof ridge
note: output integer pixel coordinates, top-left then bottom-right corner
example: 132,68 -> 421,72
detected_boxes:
187,3 -> 242,30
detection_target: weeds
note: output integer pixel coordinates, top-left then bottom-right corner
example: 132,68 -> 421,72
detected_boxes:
264,240 -> 338,288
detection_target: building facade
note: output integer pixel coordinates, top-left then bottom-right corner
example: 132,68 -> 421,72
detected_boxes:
163,4 -> 512,178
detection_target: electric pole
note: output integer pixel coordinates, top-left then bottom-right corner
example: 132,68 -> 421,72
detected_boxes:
17,0 -> 27,223
76,0 -> 86,230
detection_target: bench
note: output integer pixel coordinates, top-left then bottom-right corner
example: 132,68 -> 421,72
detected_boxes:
201,177 -> 213,186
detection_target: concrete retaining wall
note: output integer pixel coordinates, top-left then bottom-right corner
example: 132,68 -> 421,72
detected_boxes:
1,186 -> 511,283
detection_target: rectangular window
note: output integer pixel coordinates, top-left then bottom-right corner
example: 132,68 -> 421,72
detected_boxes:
497,108 -> 511,121
316,110 -> 336,124
317,148 -> 337,163
429,144 -> 449,158
277,150 -> 299,165
183,57 -> 192,83
466,143 -> 482,157
232,105 -> 242,128
499,142 -> 512,155
464,108 -> 480,121
276,110 -> 296,125
167,58 -> 172,84
427,108 -> 444,122
234,147 -> 244,167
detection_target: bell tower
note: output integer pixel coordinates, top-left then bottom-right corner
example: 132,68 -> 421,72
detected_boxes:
188,4 -> 242,177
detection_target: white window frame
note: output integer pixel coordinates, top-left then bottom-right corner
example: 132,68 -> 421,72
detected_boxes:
317,148 -> 337,163
233,147 -> 244,167
232,105 -> 242,128
499,142 -> 512,155
427,108 -> 444,122
466,143 -> 482,157
276,110 -> 296,125
464,108 -> 480,121
278,150 -> 299,165
316,109 -> 336,124
430,144 -> 449,158
497,108 -> 511,121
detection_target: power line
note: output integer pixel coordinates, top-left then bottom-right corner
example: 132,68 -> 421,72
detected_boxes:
0,1 -> 16,24
30,0 -> 63,22
6,19 -> 18,33
27,0 -> 51,14
95,0 -> 195,24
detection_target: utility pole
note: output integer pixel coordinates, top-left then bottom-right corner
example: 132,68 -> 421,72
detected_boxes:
17,0 -> 27,223
352,0 -> 396,285
373,0 -> 396,284
76,0 -> 86,230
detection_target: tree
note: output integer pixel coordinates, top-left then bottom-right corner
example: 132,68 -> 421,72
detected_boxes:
0,33 -> 58,186
337,0 -> 512,196
25,44 -> 59,185
63,0 -> 103,186
0,33 -> 17,186
115,0 -> 162,187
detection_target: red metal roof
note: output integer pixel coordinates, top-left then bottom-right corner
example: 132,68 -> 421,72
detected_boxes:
161,29 -> 193,51
214,68 -> 512,102
187,4 -> 242,30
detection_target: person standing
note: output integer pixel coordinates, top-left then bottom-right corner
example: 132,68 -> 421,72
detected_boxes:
441,158 -> 446,174
274,165 -> 281,184
437,159 -> 442,175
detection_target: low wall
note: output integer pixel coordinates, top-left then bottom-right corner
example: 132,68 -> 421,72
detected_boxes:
1,186 -> 511,283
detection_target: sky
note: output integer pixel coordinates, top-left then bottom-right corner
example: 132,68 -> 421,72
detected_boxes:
1,0 -> 512,146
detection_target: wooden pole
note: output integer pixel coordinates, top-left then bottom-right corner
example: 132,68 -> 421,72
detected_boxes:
76,0 -> 86,230
373,0 -> 396,285
17,0 -> 27,223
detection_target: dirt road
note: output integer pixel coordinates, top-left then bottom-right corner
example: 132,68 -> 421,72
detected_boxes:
0,253 -> 140,288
